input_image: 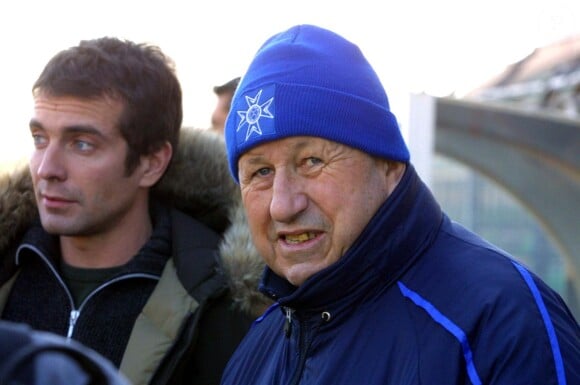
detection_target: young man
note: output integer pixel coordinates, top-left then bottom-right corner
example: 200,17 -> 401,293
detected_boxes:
0,37 -> 266,385
211,77 -> 240,134
220,25 -> 580,384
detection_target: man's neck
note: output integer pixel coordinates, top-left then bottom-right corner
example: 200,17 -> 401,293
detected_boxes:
59,212 -> 153,269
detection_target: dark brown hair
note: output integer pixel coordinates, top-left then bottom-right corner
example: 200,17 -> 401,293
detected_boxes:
32,37 -> 182,174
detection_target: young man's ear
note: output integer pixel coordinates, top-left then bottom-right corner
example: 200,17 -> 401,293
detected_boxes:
139,141 -> 173,187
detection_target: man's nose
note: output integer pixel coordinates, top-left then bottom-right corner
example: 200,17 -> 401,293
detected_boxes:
270,171 -> 308,223
34,144 -> 66,181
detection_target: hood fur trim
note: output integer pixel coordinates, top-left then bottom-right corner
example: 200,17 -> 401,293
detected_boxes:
0,128 -> 269,316
220,200 -> 272,317
0,165 -> 37,253
153,128 -> 240,234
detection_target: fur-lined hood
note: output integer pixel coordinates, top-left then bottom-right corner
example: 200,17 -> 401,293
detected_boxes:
0,128 -> 269,317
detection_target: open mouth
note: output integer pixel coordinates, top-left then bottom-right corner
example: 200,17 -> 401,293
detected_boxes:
284,232 -> 317,244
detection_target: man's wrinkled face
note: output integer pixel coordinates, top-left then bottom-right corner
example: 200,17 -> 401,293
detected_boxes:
238,136 -> 395,286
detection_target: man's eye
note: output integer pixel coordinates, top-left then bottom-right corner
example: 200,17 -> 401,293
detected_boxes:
73,140 -> 94,152
32,134 -> 47,147
255,167 -> 272,177
305,157 -> 322,166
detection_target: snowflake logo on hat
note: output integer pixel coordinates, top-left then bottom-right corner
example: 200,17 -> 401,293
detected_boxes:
236,89 -> 274,141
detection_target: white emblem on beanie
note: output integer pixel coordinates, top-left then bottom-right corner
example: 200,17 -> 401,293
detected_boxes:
236,89 -> 274,141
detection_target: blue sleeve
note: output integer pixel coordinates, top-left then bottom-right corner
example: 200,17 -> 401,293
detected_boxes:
477,263 -> 580,385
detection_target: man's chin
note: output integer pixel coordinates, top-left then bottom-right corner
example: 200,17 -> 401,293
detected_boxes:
40,219 -> 80,236
282,265 -> 321,287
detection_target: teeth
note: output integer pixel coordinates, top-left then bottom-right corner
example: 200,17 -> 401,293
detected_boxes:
285,233 -> 314,243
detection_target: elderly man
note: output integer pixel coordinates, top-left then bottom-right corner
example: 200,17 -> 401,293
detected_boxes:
220,24 -> 579,385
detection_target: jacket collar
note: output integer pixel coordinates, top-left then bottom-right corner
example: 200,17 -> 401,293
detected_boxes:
14,202 -> 172,277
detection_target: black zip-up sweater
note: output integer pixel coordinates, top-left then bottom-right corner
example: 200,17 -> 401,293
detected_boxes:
2,204 -> 171,366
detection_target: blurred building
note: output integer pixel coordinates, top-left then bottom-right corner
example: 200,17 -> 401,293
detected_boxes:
429,34 -> 579,317
467,34 -> 580,118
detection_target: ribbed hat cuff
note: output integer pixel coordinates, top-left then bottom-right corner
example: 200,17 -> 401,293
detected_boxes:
227,83 -> 410,182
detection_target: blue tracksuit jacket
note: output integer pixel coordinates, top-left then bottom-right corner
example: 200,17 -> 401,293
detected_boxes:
221,165 -> 579,385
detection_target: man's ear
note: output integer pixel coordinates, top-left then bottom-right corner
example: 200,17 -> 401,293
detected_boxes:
139,141 -> 173,187
384,160 -> 406,196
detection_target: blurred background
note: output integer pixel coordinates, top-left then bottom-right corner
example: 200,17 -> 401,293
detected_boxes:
0,0 -> 578,316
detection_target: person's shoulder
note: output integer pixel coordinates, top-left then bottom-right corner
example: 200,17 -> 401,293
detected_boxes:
408,218 -> 574,329
152,127 -> 239,234
0,320 -> 130,385
432,217 -> 523,279
170,207 -> 221,246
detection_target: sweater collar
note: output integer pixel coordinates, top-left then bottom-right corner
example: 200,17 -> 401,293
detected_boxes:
260,165 -> 442,309
14,201 -> 171,277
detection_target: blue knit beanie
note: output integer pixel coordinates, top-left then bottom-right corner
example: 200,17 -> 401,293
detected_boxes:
225,24 -> 410,182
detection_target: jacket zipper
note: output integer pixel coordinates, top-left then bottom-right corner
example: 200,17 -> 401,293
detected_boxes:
67,309 -> 80,338
282,307 -> 329,385
284,307 -> 294,337
289,315 -> 314,385
17,244 -> 160,339
65,272 -> 160,338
